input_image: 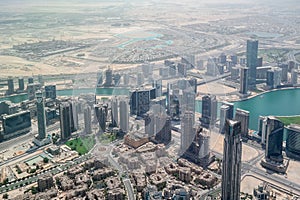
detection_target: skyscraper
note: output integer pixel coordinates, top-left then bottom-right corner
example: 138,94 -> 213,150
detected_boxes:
258,116 -> 268,144
119,98 -> 129,133
222,101 -> 234,120
18,78 -> 24,91
222,119 -> 242,200
239,67 -> 249,95
286,124 -> 300,160
111,97 -> 118,127
234,108 -> 249,138
246,40 -> 258,89
36,90 -> 46,140
266,67 -> 282,89
97,71 -> 103,87
60,102 -> 72,140
45,85 -> 57,99
200,94 -> 217,128
104,68 -> 113,86
130,88 -> 155,116
181,111 -> 195,153
265,117 -> 284,163
291,69 -> 298,85
84,106 -> 92,134
220,105 -> 230,134
7,78 -> 14,95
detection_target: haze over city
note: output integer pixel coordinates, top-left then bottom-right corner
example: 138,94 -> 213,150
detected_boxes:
0,0 -> 299,200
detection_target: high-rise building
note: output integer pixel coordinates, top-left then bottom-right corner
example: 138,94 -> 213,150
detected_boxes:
7,78 -> 14,95
145,111 -> 155,136
246,40 -> 258,90
219,53 -> 227,64
181,111 -> 195,153
183,126 -> 212,167
104,68 -> 113,86
220,105 -> 230,134
28,77 -> 34,84
265,117 -> 284,163
257,57 -> 263,67
60,102 -> 72,140
291,69 -> 298,85
239,67 -> 249,95
18,78 -> 25,91
234,108 -> 249,138
95,104 -> 107,132
258,116 -> 268,144
119,98 -> 129,133
177,63 -> 187,77
38,74 -> 44,86
130,88 -> 156,116
222,102 -> 234,120
152,79 -> 162,97
221,119 -> 242,200
286,124 -> 300,160
266,67 -> 282,89
111,97 -> 118,127
27,83 -> 41,100
278,63 -> 288,83
36,90 -> 46,140
0,110 -> 31,142
206,58 -> 218,76
154,115 -> 171,144
97,71 -> 103,86
137,72 -> 144,86
84,106 -> 92,134
69,100 -> 79,132
200,94 -> 217,128
45,85 -> 56,99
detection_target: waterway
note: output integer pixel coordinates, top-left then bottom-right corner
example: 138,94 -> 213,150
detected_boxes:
1,88 -> 300,131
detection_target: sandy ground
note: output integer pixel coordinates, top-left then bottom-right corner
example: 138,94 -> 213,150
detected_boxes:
197,82 -> 237,96
210,130 -> 260,162
241,175 -> 263,194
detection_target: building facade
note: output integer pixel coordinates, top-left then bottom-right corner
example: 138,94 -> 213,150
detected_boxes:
221,119 -> 242,200
234,108 -> 249,138
246,40 -> 258,89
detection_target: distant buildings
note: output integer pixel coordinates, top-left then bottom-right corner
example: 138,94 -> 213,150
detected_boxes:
246,40 -> 258,90
221,119 -> 242,200
286,124 -> 300,160
234,108 -> 249,138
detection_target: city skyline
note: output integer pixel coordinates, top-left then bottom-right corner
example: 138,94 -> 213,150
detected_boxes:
0,0 -> 299,199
